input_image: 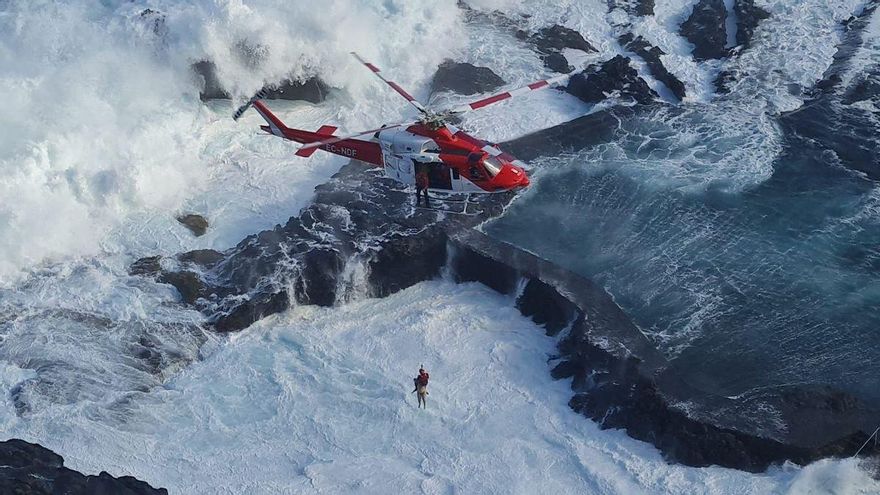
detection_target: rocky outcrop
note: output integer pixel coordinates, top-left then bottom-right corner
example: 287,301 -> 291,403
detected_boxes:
260,77 -> 330,103
680,0 -> 729,61
702,1 -> 771,93
566,56 -> 658,105
431,60 -> 506,95
525,25 -> 596,54
783,1 -> 880,179
517,25 -> 597,73
734,0 -> 770,49
178,249 -> 224,268
158,271 -> 205,305
136,163 -> 513,332
192,61 -> 330,103
0,439 -> 166,494
620,34 -> 687,100
458,5 -> 595,73
193,61 -> 229,100
177,214 -> 209,236
607,0 -> 655,16
136,8 -> 167,39
448,229 -> 878,472
813,2 -> 879,95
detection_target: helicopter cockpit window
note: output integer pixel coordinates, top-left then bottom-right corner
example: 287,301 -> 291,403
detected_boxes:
483,156 -> 503,177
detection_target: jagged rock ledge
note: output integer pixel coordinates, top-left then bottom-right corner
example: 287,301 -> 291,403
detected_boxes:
449,229 -> 878,472
0,439 -> 166,494
431,60 -> 506,96
680,0 -> 729,61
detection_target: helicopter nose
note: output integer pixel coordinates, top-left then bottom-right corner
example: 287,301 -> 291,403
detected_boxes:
512,165 -> 530,186
496,163 -> 530,189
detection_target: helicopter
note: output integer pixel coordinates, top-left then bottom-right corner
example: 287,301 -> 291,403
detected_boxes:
233,52 -> 576,194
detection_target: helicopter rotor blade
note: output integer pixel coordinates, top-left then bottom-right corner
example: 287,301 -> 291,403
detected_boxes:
443,71 -> 576,115
299,120 -> 418,150
351,52 -> 430,116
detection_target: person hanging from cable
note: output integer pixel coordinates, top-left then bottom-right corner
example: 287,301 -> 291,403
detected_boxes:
412,365 -> 429,409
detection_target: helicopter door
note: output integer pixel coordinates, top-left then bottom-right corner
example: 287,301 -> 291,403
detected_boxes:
450,166 -> 484,193
380,143 -> 415,186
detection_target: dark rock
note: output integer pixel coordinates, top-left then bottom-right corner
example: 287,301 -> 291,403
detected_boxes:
734,0 -> 770,49
368,228 -> 448,298
812,1 -> 879,95
566,56 -> 658,105
137,8 -> 167,39
133,159 -> 516,332
542,52 -> 574,74
502,105 -> 635,160
178,249 -> 224,268
451,243 -> 521,295
530,25 -> 596,54
620,33 -> 687,100
431,60 -> 506,95
158,271 -> 205,305
550,360 -> 584,380
781,2 -> 880,180
193,61 -> 230,101
0,439 -> 166,494
260,77 -> 330,104
715,69 -> 737,94
193,60 -> 330,104
129,256 -> 161,276
607,0 -> 655,16
680,0 -> 729,61
516,278 -> 578,336
293,248 -> 346,306
176,214 -> 209,237
213,290 -> 289,333
524,25 -> 596,72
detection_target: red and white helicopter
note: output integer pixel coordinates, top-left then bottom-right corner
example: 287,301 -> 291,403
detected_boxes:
233,52 -> 576,195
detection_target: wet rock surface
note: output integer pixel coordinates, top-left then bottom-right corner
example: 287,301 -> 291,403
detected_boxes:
176,213 -> 209,236
566,55 -> 658,105
518,25 -> 597,73
192,61 -> 330,103
608,0 -> 655,17
139,164 -> 513,332
784,1 -> 880,179
260,77 -> 330,103
0,439 -> 166,494
680,0 -> 729,61
734,0 -> 770,49
431,60 -> 506,95
192,61 -> 229,100
525,25 -> 597,54
620,33 -> 687,100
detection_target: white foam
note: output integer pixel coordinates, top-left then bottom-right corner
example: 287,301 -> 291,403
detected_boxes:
0,0 -> 467,282
4,281 -> 878,493
725,0 -> 869,112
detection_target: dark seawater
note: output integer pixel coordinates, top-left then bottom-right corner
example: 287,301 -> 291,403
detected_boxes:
488,66 -> 880,407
